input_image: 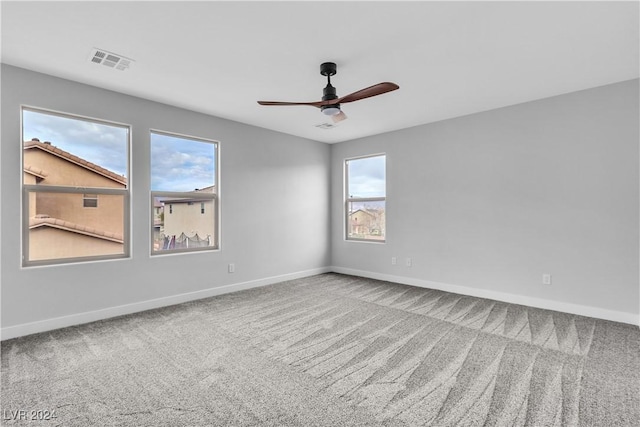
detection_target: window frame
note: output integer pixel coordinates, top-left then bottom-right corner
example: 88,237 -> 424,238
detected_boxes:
21,105 -> 131,267
150,129 -> 219,256
83,193 -> 99,208
344,153 -> 386,243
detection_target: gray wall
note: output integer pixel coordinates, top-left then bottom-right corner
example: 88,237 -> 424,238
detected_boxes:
1,65 -> 331,330
2,65 -> 638,334
331,79 -> 639,318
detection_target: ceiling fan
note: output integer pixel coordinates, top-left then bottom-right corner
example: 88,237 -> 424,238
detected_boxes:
257,62 -> 399,123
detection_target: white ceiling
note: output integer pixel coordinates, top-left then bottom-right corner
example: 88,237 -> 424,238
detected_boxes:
2,1 -> 638,144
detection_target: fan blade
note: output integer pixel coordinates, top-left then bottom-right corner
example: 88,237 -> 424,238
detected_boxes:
257,82 -> 398,108
337,82 -> 399,104
257,100 -> 323,107
332,111 -> 348,123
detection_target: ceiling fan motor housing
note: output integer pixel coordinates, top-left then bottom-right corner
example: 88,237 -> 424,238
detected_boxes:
321,83 -> 340,113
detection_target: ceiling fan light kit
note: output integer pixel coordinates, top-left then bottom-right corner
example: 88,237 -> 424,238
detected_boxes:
257,62 -> 399,123
322,107 -> 341,116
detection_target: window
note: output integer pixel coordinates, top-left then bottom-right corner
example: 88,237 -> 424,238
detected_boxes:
22,107 -> 130,266
151,130 -> 218,254
83,194 -> 98,208
345,154 -> 386,242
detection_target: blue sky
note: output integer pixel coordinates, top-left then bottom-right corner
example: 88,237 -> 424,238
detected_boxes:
23,109 -> 216,192
348,155 -> 386,198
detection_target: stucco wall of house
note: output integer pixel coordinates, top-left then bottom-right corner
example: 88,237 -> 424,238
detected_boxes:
29,227 -> 123,261
163,200 -> 215,241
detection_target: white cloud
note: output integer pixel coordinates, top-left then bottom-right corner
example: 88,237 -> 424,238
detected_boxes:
150,133 -> 216,192
348,155 -> 386,198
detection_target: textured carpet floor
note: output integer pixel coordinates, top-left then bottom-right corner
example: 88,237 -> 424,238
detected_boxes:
2,273 -> 639,426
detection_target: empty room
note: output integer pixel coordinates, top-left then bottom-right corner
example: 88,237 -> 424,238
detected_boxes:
1,1 -> 638,426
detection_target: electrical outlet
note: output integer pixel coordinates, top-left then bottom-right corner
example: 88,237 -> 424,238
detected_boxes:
228,263 -> 235,273
542,274 -> 551,285
406,258 -> 412,267
391,257 -> 397,265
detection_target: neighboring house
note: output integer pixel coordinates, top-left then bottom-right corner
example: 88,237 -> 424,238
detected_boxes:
153,198 -> 164,238
23,139 -> 126,260
349,208 -> 385,239
160,185 -> 215,247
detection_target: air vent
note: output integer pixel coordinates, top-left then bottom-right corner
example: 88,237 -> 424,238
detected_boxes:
315,123 -> 337,130
88,48 -> 134,71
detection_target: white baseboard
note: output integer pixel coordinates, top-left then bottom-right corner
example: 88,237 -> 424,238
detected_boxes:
3,265 -> 637,340
331,267 -> 639,327
1,267 -> 331,341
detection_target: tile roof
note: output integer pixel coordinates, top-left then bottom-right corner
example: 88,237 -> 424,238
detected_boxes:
159,185 -> 217,203
195,185 -> 216,193
23,164 -> 48,179
349,209 -> 374,217
24,140 -> 127,186
30,215 -> 124,243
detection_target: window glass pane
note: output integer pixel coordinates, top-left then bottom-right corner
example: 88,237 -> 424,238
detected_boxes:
151,131 -> 218,254
83,194 -> 98,208
347,155 -> 385,198
27,191 -> 125,261
347,200 -> 386,241
23,109 -> 128,187
153,195 -> 216,252
22,108 -> 129,265
150,133 -> 215,192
